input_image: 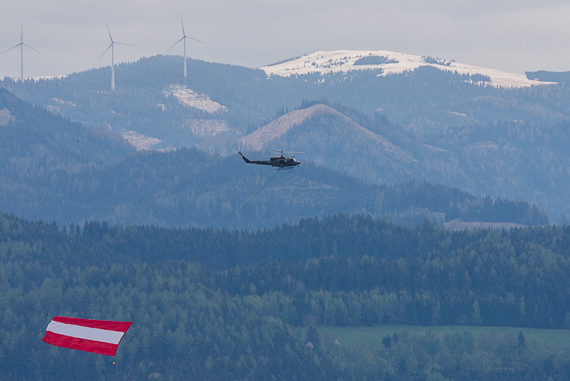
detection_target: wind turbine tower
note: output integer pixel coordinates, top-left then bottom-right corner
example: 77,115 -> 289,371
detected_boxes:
2,22 -> 42,81
99,23 -> 134,91
168,16 -> 205,79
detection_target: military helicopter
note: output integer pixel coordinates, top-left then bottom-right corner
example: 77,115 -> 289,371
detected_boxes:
238,150 -> 301,169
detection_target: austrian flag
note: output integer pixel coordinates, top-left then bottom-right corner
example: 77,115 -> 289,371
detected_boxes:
43,316 -> 133,356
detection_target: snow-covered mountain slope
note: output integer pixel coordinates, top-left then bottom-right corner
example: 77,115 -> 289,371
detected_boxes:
260,50 -> 552,89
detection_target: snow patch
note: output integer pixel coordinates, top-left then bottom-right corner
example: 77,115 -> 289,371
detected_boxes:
260,50 -> 554,89
445,219 -> 524,231
184,119 -> 233,138
467,141 -> 499,150
164,85 -> 228,113
53,98 -> 77,107
122,130 -> 166,151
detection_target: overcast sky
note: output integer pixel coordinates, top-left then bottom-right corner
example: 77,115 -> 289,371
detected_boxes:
2,0 -> 570,79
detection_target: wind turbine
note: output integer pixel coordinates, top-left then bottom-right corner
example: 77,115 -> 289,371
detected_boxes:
2,22 -> 42,81
99,23 -> 134,91
167,16 -> 205,79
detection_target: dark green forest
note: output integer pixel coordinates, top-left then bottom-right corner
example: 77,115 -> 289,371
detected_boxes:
1,212 -> 570,379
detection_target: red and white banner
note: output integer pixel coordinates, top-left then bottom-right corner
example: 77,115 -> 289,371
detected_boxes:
42,316 -> 133,356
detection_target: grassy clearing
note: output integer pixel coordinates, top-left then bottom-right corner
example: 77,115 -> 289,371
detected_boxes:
317,325 -> 570,348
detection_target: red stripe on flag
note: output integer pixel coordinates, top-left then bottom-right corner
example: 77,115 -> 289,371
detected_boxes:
51,316 -> 132,332
42,331 -> 121,356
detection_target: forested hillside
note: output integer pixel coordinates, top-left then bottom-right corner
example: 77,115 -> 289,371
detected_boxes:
0,88 -> 134,170
0,88 -> 547,229
0,143 -> 547,230
244,101 -> 568,221
1,212 -> 570,380
1,56 -> 269,149
3,59 -> 570,221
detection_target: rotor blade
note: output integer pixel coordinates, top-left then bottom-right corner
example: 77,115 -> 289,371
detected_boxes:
189,37 -> 206,45
270,149 -> 304,154
2,43 -> 22,55
98,43 -> 113,60
167,37 -> 185,51
115,42 -> 135,47
23,43 -> 42,55
105,22 -> 113,42
180,15 -> 186,37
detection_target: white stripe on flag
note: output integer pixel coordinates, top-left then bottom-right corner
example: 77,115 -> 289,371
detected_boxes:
46,321 -> 125,344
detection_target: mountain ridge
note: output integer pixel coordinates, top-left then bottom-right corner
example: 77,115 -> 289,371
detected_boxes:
261,49 -> 552,88
239,103 -> 415,163
3,53 -> 569,141
1,55 -> 569,220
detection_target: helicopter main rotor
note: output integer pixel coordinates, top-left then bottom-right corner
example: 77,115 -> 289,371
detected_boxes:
269,149 -> 304,156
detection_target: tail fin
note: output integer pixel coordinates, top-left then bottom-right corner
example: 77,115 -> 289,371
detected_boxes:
238,151 -> 251,163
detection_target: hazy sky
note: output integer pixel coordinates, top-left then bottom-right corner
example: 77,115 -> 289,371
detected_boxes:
2,0 -> 569,78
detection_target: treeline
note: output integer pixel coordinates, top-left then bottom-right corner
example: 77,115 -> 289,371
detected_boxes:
50,213 -> 555,268
526,70 -> 570,84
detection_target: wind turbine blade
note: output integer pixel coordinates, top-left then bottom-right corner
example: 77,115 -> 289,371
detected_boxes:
98,43 -> 113,60
167,37 -> 185,51
180,15 -> 186,37
2,43 -> 22,55
23,43 -> 42,55
115,42 -> 135,47
105,22 -> 114,42
189,37 -> 206,45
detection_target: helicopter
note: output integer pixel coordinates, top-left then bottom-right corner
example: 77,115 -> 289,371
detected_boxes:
238,150 -> 301,169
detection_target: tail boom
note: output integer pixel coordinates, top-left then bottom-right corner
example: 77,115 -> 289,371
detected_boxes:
238,151 -> 252,163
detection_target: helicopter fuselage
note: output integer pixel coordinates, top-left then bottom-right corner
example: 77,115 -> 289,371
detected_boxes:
239,152 -> 300,169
